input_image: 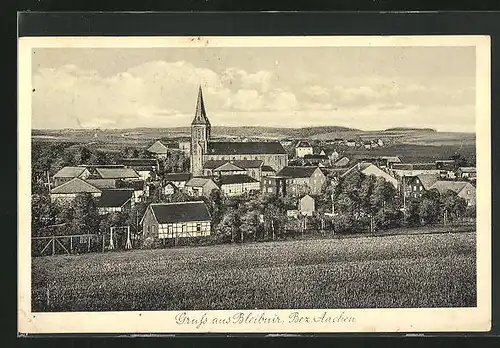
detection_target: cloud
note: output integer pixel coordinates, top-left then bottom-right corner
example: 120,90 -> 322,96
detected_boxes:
224,89 -> 264,111
265,89 -> 299,111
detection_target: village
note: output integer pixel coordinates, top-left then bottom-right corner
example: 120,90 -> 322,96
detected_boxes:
31,87 -> 477,255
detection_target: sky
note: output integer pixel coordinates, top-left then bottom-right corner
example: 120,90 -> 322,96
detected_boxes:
31,46 -> 476,132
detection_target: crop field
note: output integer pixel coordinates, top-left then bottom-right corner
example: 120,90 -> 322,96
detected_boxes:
32,231 -> 476,312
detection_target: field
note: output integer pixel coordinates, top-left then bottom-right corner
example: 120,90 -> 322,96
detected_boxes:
32,231 -> 476,312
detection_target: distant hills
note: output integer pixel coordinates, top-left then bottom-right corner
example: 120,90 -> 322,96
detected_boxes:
384,127 -> 436,132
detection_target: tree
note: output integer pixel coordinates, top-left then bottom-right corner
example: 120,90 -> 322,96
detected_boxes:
419,189 -> 441,225
208,189 -> 224,228
217,208 -> 240,243
441,190 -> 467,223
31,194 -> 58,235
170,190 -> 191,203
69,193 -> 100,235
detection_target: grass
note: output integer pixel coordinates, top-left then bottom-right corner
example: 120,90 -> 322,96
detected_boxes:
32,231 -> 476,312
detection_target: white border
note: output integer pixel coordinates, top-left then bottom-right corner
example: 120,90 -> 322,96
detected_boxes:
18,35 -> 491,334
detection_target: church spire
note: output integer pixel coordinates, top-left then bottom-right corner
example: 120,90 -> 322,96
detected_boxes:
191,85 -> 210,126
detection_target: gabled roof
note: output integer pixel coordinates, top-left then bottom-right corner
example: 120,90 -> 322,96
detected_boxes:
219,175 -> 258,185
207,141 -> 287,155
53,166 -> 88,178
429,181 -> 470,194
214,162 -> 245,172
341,162 -> 373,178
95,167 -> 140,179
118,158 -> 158,168
277,166 -> 319,178
296,140 -> 312,148
186,177 -> 216,188
85,179 -> 118,189
50,178 -> 101,194
97,189 -> 133,208
261,165 -> 275,172
147,140 -> 169,154
149,201 -> 211,224
334,156 -> 350,166
304,154 -> 328,160
416,174 -> 440,190
203,159 -> 263,170
164,172 -> 192,182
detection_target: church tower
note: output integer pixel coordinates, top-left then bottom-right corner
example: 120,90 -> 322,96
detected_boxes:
190,86 -> 211,176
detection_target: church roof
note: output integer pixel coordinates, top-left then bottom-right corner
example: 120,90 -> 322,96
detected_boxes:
207,141 -> 287,155
191,86 -> 211,126
203,159 -> 264,170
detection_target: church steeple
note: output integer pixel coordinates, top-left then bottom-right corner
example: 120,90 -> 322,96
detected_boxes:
191,86 -> 210,126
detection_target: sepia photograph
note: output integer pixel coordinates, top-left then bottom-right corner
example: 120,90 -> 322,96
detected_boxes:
18,35 -> 491,334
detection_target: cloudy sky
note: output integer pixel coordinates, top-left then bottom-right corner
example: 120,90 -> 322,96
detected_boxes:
31,46 -> 476,132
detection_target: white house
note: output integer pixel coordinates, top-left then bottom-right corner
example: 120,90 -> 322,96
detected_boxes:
295,141 -> 313,158
218,175 -> 260,196
141,201 -> 212,240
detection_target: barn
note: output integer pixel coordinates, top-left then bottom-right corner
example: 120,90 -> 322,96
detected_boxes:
141,201 -> 212,240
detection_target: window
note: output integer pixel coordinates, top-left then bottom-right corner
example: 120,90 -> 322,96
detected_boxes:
413,185 -> 417,191
419,186 -> 423,191
467,190 -> 470,194
197,223 -> 201,232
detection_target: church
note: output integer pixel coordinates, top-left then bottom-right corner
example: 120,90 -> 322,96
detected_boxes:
190,87 -> 289,177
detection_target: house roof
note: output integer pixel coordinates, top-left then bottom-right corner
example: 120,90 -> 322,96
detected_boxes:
219,175 -> 258,185
118,158 -> 158,168
53,166 -> 88,178
95,167 -> 140,179
149,201 -> 211,224
147,140 -> 169,154
97,189 -> 133,208
116,179 -> 145,190
85,179 -> 117,189
416,174 -> 440,190
304,154 -> 328,160
164,172 -> 192,182
458,167 -> 476,173
186,177 -> 216,188
261,165 -> 275,172
214,162 -> 246,172
296,140 -> 312,148
429,181 -> 469,194
203,159 -> 264,170
392,163 -> 436,171
277,166 -> 319,178
341,162 -> 373,178
50,178 -> 102,194
207,141 -> 287,155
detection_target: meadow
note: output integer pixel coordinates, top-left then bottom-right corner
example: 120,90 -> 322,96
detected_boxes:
32,231 -> 476,312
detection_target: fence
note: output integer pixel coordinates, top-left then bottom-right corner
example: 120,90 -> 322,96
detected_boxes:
32,227 -> 140,257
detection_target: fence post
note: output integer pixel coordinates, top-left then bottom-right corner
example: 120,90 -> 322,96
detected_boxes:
70,236 -> 73,253
87,235 -> 91,252
51,237 -> 55,256
102,233 -> 105,252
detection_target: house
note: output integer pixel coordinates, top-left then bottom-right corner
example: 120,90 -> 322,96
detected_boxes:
341,162 -> 398,189
50,178 -> 102,203
303,154 -> 329,166
97,189 -> 134,215
346,139 -> 357,147
163,182 -> 178,196
147,140 -> 169,158
286,210 -> 299,218
429,181 -> 476,206
95,167 -> 141,181
391,163 -> 440,178
299,195 -> 315,216
163,173 -> 192,190
53,166 -> 92,187
118,158 -> 159,180
295,140 -> 314,158
363,141 -> 372,149
261,165 -> 276,178
456,167 -> 476,181
377,139 -> 384,147
402,174 -> 440,199
141,201 -> 212,240
190,87 -> 288,176
352,155 -> 401,169
218,175 -> 260,196
276,166 -> 327,195
115,179 -> 146,203
178,141 -> 191,154
334,156 -> 350,167
261,175 -> 288,196
185,177 -> 219,198
203,159 -> 264,180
